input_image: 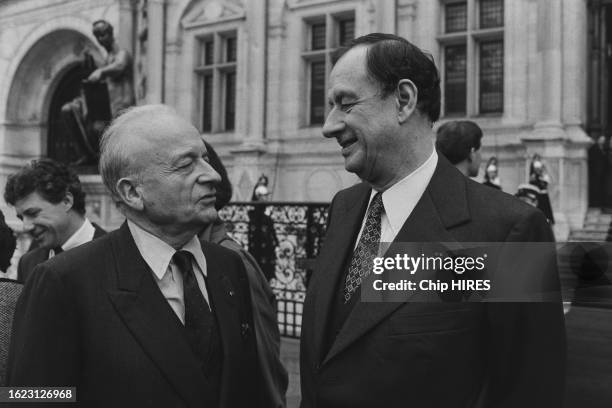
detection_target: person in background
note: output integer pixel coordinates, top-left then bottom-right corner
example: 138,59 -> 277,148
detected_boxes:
0,210 -> 18,385
3,158 -> 106,283
0,210 -> 16,276
588,135 -> 607,208
435,120 -> 483,177
530,154 -> 555,224
249,174 -> 278,281
199,141 -> 288,408
252,175 -> 272,201
483,156 -> 502,190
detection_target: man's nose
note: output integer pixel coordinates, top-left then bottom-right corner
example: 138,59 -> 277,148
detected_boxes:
22,217 -> 34,232
322,109 -> 346,139
197,161 -> 222,184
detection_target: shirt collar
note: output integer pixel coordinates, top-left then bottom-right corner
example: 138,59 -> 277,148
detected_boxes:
127,220 -> 207,281
61,218 -> 95,251
371,149 -> 438,237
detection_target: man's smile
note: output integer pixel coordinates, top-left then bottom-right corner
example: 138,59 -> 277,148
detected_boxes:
31,228 -> 46,241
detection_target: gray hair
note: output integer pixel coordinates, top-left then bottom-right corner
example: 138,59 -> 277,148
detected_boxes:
99,104 -> 178,204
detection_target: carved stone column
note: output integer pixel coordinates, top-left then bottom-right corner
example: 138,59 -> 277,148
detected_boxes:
230,1 -> 268,200
147,0 -> 166,103
396,0 -> 417,40
117,0 -> 136,55
533,0 -> 563,137
523,0 -> 591,237
241,1 -> 266,149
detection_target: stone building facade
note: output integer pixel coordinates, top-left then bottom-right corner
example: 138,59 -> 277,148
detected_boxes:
0,0 -> 602,247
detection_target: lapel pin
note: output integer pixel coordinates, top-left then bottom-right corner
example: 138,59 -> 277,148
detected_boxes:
241,323 -> 250,337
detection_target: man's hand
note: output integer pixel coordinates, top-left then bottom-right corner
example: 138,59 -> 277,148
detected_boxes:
87,69 -> 103,82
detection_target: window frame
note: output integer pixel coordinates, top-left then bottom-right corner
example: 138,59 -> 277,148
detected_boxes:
194,30 -> 238,133
301,10 -> 356,127
438,0 -> 504,118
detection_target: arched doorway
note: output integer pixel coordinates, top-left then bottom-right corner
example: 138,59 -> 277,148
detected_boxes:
3,29 -> 100,162
47,64 -> 92,165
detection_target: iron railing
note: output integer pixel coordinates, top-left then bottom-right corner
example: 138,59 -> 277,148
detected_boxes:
219,202 -> 330,338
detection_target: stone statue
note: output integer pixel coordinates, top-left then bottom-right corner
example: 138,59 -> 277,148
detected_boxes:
61,20 -> 135,166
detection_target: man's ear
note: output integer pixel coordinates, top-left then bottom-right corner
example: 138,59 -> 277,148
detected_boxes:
467,148 -> 476,164
116,177 -> 144,211
396,79 -> 418,124
62,192 -> 74,212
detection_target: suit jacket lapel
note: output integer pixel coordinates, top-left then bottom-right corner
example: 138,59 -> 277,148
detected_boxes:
312,184 -> 370,362
20,248 -> 50,283
323,156 -> 471,365
199,242 -> 241,398
107,223 -> 214,408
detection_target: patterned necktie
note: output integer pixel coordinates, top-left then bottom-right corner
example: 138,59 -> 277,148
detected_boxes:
172,250 -> 212,366
344,192 -> 384,303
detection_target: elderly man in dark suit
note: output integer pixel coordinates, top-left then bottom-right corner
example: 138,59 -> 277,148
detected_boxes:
7,105 -> 260,407
300,33 -> 566,407
4,159 -> 106,283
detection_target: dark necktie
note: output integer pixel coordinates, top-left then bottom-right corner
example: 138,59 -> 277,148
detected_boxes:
344,192 -> 384,303
53,246 -> 63,255
172,250 -> 212,366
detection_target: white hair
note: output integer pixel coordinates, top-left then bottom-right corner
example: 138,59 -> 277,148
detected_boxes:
98,104 -> 179,203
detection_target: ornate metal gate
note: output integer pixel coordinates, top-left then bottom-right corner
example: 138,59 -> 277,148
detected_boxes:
219,202 -> 329,338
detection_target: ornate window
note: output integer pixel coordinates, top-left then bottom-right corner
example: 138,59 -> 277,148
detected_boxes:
302,11 -> 355,125
195,32 -> 237,132
438,0 -> 504,116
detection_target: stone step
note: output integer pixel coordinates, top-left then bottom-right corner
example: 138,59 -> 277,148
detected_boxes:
571,208 -> 612,242
568,232 -> 608,242
584,215 -> 612,224
582,223 -> 611,232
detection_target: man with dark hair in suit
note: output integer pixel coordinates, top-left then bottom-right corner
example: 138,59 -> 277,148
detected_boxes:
7,105 -> 260,407
3,158 -> 106,283
300,33 -> 565,407
436,120 -> 483,177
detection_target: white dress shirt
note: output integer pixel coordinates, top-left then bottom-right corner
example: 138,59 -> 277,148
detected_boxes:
355,149 -> 438,246
128,220 -> 210,324
49,218 -> 96,258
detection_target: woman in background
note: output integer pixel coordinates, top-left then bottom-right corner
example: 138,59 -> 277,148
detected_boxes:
249,174 -> 278,281
252,174 -> 271,201
483,156 -> 502,190
529,154 -> 555,224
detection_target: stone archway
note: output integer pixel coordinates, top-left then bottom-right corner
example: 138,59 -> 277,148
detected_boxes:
3,29 -> 100,160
